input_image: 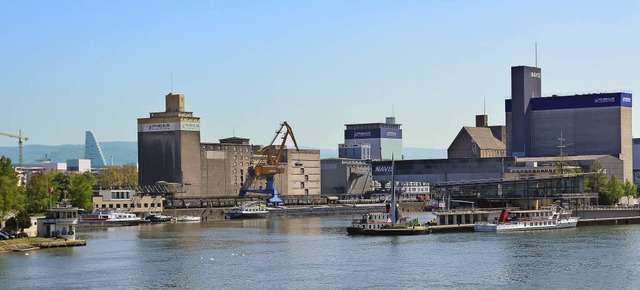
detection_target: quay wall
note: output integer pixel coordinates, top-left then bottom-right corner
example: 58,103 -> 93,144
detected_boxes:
165,204 -> 388,220
572,209 -> 640,219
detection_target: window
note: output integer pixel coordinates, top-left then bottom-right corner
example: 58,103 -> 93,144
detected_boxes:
301,182 -> 305,188
305,175 -> 309,181
116,204 -> 121,208
144,203 -> 148,208
305,189 -> 309,195
123,204 -> 128,208
137,203 -> 141,208
300,168 -> 305,174
108,204 -> 113,208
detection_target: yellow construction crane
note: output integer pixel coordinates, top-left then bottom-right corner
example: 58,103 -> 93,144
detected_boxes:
0,130 -> 29,168
240,122 -> 299,205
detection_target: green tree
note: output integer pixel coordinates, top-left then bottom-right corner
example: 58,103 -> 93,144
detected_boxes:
0,156 -> 25,219
24,171 -> 59,213
68,172 -> 95,212
599,174 -> 624,205
97,165 -> 138,187
622,179 -> 637,205
585,161 -> 607,194
4,211 -> 32,233
53,173 -> 71,201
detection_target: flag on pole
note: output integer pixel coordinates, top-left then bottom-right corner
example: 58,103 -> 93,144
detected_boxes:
49,187 -> 55,196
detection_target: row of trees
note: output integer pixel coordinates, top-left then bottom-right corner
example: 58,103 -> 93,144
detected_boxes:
584,162 -> 637,205
1,156 -> 138,220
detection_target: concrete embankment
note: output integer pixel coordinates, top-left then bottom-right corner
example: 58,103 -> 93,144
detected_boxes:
165,204 -> 388,220
1,239 -> 86,253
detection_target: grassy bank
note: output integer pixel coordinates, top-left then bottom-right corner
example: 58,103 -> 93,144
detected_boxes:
0,237 -> 75,253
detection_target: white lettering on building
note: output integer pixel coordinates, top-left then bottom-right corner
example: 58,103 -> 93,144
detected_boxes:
594,97 -> 615,104
374,166 -> 393,173
354,132 -> 371,138
530,72 -> 541,79
386,131 -> 397,137
622,97 -> 631,103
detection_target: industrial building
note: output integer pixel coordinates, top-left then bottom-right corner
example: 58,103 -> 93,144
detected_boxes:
137,93 -> 202,197
138,93 -> 321,199
448,115 -> 506,159
339,117 -> 402,161
506,65 -> 632,181
321,158 -> 373,195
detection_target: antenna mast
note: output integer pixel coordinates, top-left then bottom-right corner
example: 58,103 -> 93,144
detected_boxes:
535,42 -> 538,68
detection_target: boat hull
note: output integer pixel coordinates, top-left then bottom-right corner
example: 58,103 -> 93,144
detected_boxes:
474,217 -> 579,232
347,226 -> 429,236
226,212 -> 268,219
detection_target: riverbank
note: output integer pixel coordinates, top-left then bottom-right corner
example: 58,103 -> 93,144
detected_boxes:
0,238 -> 86,253
163,201 -> 427,220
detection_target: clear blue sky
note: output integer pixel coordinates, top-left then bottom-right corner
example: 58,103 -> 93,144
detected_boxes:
1,1 -> 638,149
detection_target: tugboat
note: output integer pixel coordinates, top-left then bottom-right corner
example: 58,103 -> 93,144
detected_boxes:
346,157 -> 428,236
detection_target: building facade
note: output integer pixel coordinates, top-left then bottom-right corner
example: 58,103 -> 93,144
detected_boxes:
339,117 -> 402,161
92,189 -> 165,214
321,158 -> 372,195
85,131 -> 106,167
200,137 -> 257,197
137,93 -> 202,197
505,66 -> 632,181
448,115 -> 506,159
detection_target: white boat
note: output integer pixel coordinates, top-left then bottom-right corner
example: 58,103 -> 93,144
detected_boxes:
226,201 -> 269,219
474,206 -> 579,232
176,216 -> 201,222
81,211 -> 142,226
104,212 -> 143,225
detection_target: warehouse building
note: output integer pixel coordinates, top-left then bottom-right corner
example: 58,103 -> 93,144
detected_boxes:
506,65 -> 632,181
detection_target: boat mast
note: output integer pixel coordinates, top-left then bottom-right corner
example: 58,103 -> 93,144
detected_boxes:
390,155 -> 397,225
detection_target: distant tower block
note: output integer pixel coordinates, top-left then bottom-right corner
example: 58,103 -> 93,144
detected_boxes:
85,131 -> 106,167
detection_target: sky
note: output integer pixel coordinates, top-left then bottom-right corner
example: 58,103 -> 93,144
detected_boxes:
1,1 -> 639,150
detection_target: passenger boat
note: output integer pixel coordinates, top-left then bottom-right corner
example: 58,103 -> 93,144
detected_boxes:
474,207 -> 579,232
226,201 -> 269,219
176,216 -> 201,222
145,213 -> 172,222
346,157 -> 429,236
80,211 -> 142,226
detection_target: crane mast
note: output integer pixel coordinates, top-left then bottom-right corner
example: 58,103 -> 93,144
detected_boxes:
0,130 -> 29,168
240,122 -> 299,206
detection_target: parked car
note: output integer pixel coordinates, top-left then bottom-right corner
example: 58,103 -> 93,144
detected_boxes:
0,230 -> 16,239
0,232 -> 9,240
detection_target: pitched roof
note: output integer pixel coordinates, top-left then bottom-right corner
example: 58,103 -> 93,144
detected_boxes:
462,127 -> 505,150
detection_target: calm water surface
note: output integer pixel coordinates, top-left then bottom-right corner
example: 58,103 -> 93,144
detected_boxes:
2,213 -> 640,289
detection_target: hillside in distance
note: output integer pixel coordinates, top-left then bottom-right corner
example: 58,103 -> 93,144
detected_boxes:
0,142 -> 138,166
0,142 -> 446,166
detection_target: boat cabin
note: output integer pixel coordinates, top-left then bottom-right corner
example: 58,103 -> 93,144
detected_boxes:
37,206 -> 83,241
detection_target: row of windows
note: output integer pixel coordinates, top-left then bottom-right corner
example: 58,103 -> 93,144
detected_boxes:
111,191 -> 131,200
96,203 -> 162,209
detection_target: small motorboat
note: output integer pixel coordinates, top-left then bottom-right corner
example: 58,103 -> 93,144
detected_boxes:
176,216 -> 201,222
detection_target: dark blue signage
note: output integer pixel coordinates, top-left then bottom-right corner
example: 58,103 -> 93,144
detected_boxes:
345,129 -> 402,140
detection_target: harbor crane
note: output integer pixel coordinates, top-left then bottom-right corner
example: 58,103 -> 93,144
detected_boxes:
240,121 -> 299,206
0,130 -> 28,168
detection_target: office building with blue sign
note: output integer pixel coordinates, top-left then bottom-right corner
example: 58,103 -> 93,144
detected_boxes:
339,117 -> 402,161
506,65 -> 633,181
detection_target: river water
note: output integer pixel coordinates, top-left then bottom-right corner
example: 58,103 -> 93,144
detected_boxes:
2,213 -> 640,289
